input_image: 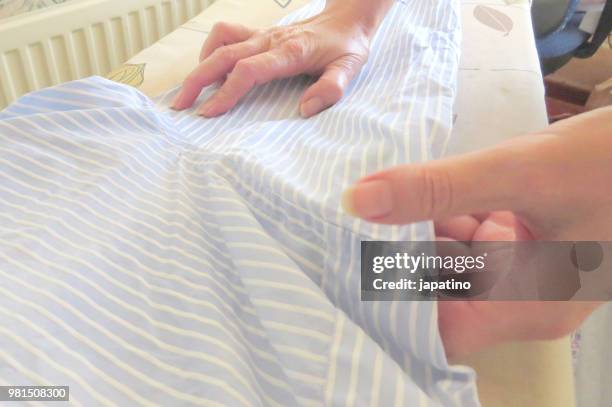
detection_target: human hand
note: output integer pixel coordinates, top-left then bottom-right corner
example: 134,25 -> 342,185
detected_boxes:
342,107 -> 612,357
434,212 -> 600,358
172,0 -> 394,118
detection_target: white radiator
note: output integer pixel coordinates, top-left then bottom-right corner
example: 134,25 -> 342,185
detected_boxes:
0,0 -> 215,109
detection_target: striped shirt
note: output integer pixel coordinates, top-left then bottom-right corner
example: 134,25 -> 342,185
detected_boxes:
0,0 -> 480,405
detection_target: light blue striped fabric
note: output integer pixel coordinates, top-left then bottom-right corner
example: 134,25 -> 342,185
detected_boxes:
0,0 -> 480,405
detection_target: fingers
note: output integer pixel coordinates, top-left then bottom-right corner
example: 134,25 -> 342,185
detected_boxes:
199,22 -> 255,62
299,55 -> 364,118
199,51 -> 365,117
173,19 -> 369,116
172,37 -> 266,110
435,215 -> 480,241
471,212 -> 518,241
198,41 -> 311,117
342,139 -> 538,224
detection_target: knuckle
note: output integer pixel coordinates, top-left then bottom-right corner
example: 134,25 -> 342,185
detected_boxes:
212,46 -> 236,63
268,28 -> 286,44
281,39 -> 307,61
214,87 -> 232,102
183,72 -> 200,87
211,21 -> 231,35
233,60 -> 255,77
338,53 -> 367,71
418,166 -> 454,218
218,79 -> 245,105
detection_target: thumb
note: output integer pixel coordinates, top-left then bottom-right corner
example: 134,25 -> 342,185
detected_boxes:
341,139 -> 539,224
299,54 -> 364,118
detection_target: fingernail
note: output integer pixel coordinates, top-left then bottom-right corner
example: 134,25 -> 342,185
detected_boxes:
300,97 -> 323,118
171,89 -> 185,110
341,187 -> 358,217
341,180 -> 393,219
198,101 -> 215,117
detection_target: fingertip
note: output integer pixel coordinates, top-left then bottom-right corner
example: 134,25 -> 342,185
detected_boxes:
198,99 -> 228,117
300,97 -> 324,118
199,110 -> 223,118
198,102 -> 216,117
341,186 -> 358,217
171,89 -> 187,110
341,179 -> 394,220
300,79 -> 343,118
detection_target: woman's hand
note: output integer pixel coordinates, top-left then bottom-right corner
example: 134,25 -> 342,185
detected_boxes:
172,0 -> 394,118
434,211 -> 602,358
342,107 -> 612,357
